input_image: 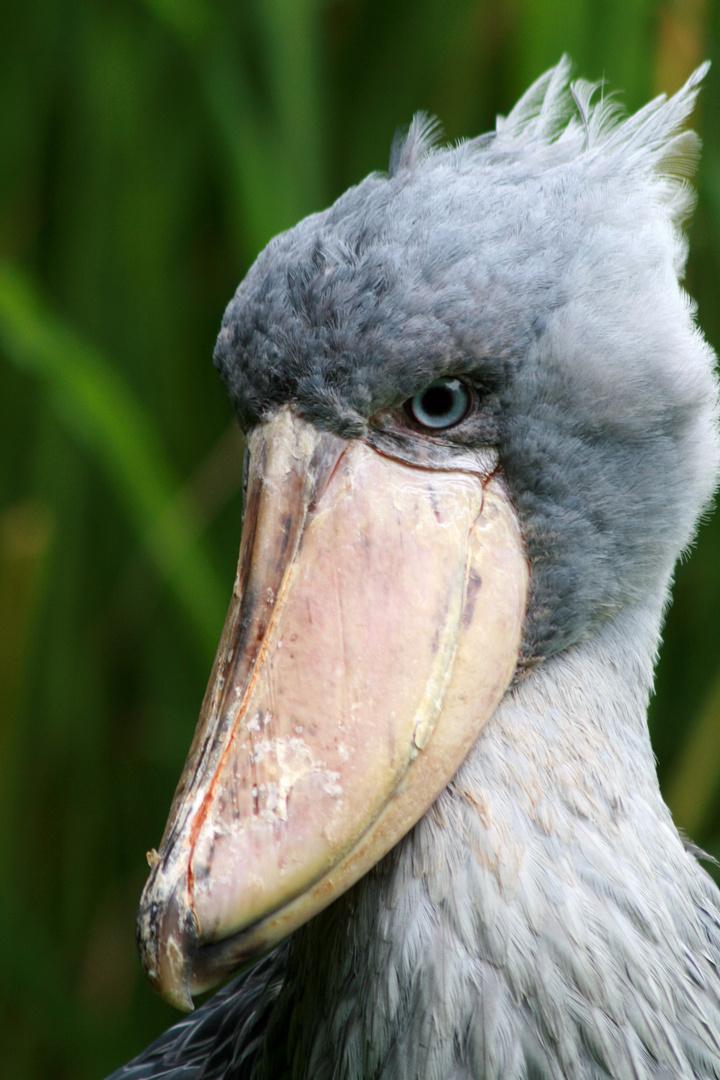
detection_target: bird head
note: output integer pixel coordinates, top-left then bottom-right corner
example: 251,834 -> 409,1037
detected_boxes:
136,60 -> 718,1011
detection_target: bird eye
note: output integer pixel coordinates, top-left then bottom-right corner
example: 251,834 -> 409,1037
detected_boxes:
407,378 -> 471,430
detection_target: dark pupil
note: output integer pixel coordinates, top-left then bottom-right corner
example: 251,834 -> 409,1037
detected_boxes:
420,385 -> 454,418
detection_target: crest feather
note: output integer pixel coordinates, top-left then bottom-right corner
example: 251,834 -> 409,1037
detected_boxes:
388,113 -> 444,176
486,58 -> 709,226
496,55 -> 575,141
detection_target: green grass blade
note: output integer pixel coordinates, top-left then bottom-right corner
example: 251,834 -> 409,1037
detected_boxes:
139,0 -> 327,253
665,674 -> 720,837
0,263 -> 226,658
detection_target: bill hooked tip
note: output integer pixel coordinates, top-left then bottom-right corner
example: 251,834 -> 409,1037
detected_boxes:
137,871 -> 199,1012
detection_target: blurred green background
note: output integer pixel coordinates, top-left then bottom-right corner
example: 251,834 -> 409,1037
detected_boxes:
2,0 -> 720,1076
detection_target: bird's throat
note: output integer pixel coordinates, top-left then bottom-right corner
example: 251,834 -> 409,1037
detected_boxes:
257,610 -> 695,1080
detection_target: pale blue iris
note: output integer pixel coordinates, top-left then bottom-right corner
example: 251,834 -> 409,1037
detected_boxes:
409,378 -> 470,429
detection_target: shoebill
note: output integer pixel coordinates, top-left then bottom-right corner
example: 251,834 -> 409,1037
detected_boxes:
109,60 -> 720,1080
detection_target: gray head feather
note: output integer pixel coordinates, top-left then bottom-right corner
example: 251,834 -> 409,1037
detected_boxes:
388,112 -> 444,175
215,60 -> 718,664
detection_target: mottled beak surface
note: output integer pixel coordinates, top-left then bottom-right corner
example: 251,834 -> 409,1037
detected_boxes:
137,408 -> 527,1010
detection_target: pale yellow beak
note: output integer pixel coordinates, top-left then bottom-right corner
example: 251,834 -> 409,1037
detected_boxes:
136,407 -> 528,1010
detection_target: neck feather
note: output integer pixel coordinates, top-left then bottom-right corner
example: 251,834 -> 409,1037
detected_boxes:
258,602 -> 720,1080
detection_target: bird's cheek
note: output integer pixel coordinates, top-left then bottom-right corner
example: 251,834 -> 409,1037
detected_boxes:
136,408 -> 528,1010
